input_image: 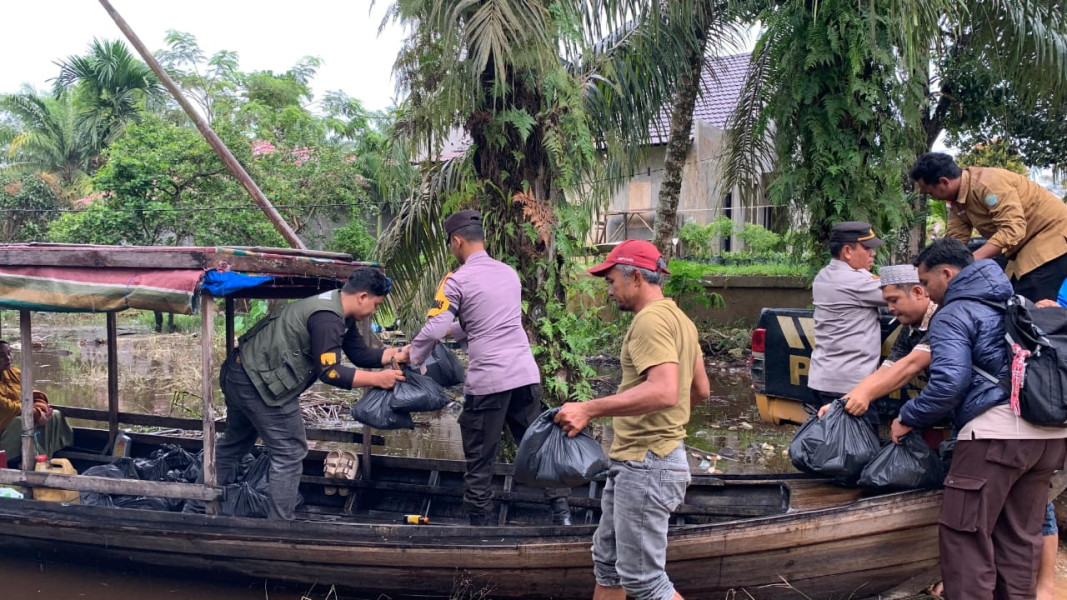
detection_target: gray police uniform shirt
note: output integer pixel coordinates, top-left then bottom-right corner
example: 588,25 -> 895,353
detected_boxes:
808,259 -> 886,394
409,250 -> 540,396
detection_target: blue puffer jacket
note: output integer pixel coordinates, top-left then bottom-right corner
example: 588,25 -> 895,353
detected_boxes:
898,259 -> 1012,430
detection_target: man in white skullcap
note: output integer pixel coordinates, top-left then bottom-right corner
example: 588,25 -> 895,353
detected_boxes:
817,263 -> 936,420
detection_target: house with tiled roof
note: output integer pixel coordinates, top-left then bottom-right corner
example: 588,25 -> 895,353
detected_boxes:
600,52 -> 774,250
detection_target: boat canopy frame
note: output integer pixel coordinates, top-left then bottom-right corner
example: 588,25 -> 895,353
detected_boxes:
0,243 -> 384,514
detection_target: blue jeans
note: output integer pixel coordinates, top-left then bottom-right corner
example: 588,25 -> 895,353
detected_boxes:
1043,501 -> 1058,536
592,445 -> 690,600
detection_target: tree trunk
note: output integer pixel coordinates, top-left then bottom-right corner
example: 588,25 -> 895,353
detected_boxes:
652,35 -> 707,257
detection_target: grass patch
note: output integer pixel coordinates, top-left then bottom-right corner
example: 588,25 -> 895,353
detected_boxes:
668,258 -> 811,278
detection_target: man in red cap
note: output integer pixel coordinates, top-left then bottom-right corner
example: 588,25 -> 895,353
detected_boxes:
555,240 -> 710,600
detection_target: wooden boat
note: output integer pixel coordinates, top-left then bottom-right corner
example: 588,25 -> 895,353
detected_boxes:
0,244 -> 945,599
0,425 -> 945,600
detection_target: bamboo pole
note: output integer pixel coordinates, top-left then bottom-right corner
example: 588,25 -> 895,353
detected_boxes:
19,311 -> 34,473
201,294 -> 219,516
96,0 -> 306,250
106,312 -> 119,450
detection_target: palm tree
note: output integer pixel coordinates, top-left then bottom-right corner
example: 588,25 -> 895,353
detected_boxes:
378,0 -> 744,399
52,38 -> 165,148
722,0 -> 1067,256
2,87 -> 95,193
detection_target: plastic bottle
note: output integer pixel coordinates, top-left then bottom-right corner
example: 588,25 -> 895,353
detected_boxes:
33,454 -> 47,471
402,515 -> 430,525
112,431 -> 132,458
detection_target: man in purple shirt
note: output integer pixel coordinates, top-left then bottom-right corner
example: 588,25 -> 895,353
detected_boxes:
409,210 -> 572,526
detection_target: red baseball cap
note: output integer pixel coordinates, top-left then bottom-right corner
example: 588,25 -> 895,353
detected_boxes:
588,240 -> 670,276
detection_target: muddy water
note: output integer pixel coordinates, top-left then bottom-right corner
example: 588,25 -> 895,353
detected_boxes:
0,317 -> 1064,598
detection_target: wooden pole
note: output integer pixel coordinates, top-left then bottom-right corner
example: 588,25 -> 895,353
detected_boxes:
19,311 -> 34,473
96,0 -> 306,250
201,294 -> 218,515
225,298 -> 235,358
106,312 -> 119,450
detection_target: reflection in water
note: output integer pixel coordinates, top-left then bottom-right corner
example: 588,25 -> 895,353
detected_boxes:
0,555 -> 347,600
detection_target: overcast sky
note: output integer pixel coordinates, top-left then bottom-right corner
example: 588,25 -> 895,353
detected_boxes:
1,1 -> 406,111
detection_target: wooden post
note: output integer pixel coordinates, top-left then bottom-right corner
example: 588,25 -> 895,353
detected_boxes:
362,429 -> 373,481
19,311 -> 34,473
106,312 -> 119,450
96,0 -> 306,251
225,298 -> 235,358
201,294 -> 218,515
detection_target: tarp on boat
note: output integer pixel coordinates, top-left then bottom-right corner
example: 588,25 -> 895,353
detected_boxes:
0,244 -> 383,314
0,266 -> 203,314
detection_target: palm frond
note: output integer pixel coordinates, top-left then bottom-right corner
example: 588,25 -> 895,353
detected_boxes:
377,154 -> 474,333
722,42 -> 776,206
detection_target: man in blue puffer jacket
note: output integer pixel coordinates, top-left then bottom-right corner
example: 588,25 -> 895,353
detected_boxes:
891,238 -> 1067,599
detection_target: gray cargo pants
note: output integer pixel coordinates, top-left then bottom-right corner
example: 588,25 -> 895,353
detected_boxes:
214,354 -> 308,520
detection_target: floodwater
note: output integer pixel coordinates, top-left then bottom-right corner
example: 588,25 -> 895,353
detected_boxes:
0,316 -> 1064,599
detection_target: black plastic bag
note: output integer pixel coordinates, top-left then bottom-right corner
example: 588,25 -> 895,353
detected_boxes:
422,343 -> 465,387
788,413 -> 825,474
80,458 -> 140,507
809,401 -> 881,483
113,495 -> 182,511
789,401 -> 880,484
514,408 -> 610,488
80,457 -> 182,511
389,368 -> 449,413
238,450 -> 271,494
351,387 -> 415,430
858,432 -> 944,490
220,481 -> 270,518
135,444 -> 196,481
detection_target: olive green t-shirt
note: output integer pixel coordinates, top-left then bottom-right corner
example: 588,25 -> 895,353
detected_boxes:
611,298 -> 701,461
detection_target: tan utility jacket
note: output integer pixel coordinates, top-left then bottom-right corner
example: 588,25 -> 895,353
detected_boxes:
946,167 -> 1067,278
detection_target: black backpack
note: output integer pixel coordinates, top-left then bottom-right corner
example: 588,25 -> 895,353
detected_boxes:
974,295 -> 1067,427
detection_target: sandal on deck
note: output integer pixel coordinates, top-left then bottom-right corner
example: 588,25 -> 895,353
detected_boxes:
336,450 -> 360,497
323,450 -> 343,496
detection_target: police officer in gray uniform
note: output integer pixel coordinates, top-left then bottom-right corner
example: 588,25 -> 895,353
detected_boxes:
409,210 -> 572,526
808,222 -> 887,417
212,268 -> 408,520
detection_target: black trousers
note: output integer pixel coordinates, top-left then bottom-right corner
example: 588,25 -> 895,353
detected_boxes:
458,383 -> 568,516
1011,250 -> 1067,303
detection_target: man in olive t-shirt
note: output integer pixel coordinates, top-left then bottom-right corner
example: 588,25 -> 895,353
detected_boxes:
556,240 -> 710,600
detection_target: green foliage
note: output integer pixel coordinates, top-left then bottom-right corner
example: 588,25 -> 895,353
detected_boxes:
740,0 -> 923,259
708,216 -> 736,242
678,220 -> 715,259
329,210 -> 378,261
956,138 -> 1029,174
736,222 -> 781,254
232,300 -> 268,337
663,260 -> 725,309
939,22 -> 1067,171
4,31 -> 402,253
52,39 -> 164,149
0,173 -> 63,241
1,89 -> 95,191
381,0 -> 738,401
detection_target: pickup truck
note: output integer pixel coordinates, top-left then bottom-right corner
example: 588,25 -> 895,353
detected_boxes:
749,308 -> 927,426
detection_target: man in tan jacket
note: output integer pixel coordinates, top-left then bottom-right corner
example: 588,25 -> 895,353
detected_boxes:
909,152 -> 1067,301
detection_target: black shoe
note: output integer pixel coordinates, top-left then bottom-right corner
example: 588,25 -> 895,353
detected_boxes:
469,513 -> 491,526
550,498 -> 573,526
